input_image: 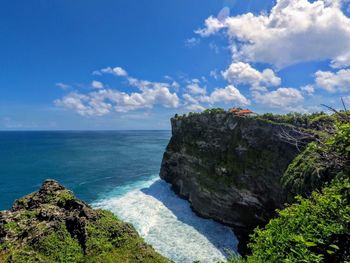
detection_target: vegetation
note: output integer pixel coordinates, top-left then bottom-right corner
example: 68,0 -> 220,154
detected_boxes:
228,110 -> 350,263
1,210 -> 169,263
230,178 -> 350,263
256,112 -> 332,129
174,108 -> 226,120
0,181 -> 170,263
282,117 -> 350,199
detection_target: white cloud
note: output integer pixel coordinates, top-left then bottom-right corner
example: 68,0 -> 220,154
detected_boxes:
182,85 -> 249,111
185,37 -> 201,48
186,104 -> 206,112
55,83 -> 180,116
209,42 -> 220,54
195,16 -> 226,37
56,82 -> 70,90
55,92 -> 110,117
222,62 -> 281,88
93,66 -> 128,77
91,80 -> 104,89
113,67 -> 128,77
186,81 -> 207,95
301,85 -> 315,95
252,87 -> 304,108
183,93 -> 199,105
315,69 -> 350,92
171,81 -> 180,90
197,0 -> 350,69
208,85 -> 250,105
210,69 -> 220,79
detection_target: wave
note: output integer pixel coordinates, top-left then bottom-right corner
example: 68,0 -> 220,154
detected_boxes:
93,177 -> 238,263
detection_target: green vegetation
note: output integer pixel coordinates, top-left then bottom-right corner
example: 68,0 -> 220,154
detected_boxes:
1,209 -> 169,263
231,178 -> 350,263
228,111 -> 350,263
0,182 -> 170,263
256,112 -> 332,129
282,119 -> 350,199
174,108 -> 225,120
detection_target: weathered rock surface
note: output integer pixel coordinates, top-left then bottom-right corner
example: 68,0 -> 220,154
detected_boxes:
160,113 -> 301,253
0,180 -> 170,263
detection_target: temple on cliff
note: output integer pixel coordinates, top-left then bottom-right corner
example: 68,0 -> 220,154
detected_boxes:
228,108 -> 257,116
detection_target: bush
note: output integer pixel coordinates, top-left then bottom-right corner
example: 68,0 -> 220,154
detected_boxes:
258,112 -> 328,129
282,117 -> 349,200
232,178 -> 350,263
174,108 -> 225,120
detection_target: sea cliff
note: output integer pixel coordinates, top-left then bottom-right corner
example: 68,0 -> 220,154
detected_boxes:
160,112 -> 304,253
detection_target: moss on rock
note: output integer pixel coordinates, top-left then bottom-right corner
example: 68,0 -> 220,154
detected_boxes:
0,180 -> 170,263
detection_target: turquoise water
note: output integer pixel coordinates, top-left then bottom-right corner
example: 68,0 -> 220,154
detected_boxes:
0,131 -> 238,262
0,131 -> 170,210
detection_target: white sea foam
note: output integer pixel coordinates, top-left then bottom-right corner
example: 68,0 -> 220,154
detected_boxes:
93,177 -> 238,263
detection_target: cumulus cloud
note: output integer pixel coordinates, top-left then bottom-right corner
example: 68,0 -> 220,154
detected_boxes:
196,0 -> 350,68
252,87 -> 304,109
301,85 -> 315,95
315,69 -> 350,92
93,66 -> 128,77
91,80 -> 104,89
186,79 -> 207,95
186,104 -> 206,112
209,85 -> 250,105
56,82 -> 70,90
56,66 -> 183,116
222,62 -> 281,88
55,85 -> 180,116
182,85 -> 249,111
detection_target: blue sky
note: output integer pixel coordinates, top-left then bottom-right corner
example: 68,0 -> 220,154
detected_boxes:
1,0 -> 350,130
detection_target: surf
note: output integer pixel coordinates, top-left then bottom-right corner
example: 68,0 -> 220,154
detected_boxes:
93,177 -> 238,263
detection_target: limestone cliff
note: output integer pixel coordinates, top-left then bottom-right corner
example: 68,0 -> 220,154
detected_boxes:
160,112 -> 302,253
0,180 -> 170,263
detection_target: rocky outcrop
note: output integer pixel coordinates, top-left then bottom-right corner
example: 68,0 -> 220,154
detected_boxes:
160,113 -> 302,253
0,180 -> 170,263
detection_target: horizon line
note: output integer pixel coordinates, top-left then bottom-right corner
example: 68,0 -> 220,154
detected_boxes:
0,129 -> 172,132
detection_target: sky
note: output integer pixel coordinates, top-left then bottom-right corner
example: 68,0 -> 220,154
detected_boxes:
1,0 -> 350,130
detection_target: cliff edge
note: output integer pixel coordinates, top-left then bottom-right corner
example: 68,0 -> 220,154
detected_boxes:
160,112 -> 301,252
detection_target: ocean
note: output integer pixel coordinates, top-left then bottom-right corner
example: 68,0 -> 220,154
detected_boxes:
0,131 -> 238,263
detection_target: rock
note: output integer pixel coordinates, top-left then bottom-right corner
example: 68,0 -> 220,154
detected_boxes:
0,180 -> 170,263
160,113 -> 302,254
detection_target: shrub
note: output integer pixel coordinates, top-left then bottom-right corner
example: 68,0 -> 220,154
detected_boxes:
231,178 -> 350,263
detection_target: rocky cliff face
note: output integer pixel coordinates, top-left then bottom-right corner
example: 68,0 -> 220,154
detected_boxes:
160,113 -> 301,252
0,180 -> 170,263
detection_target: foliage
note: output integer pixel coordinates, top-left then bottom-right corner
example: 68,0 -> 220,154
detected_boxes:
281,142 -> 331,200
257,112 -> 332,129
202,108 -> 225,114
174,108 -> 225,120
228,112 -> 350,263
231,178 -> 350,263
282,118 -> 350,199
326,121 -> 350,159
34,224 -> 84,263
0,209 -> 169,263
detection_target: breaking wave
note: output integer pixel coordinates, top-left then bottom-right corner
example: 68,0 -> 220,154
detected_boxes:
93,177 -> 238,263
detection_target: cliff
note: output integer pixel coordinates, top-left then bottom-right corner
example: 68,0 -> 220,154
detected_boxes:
0,180 -> 170,263
160,112 -> 302,253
